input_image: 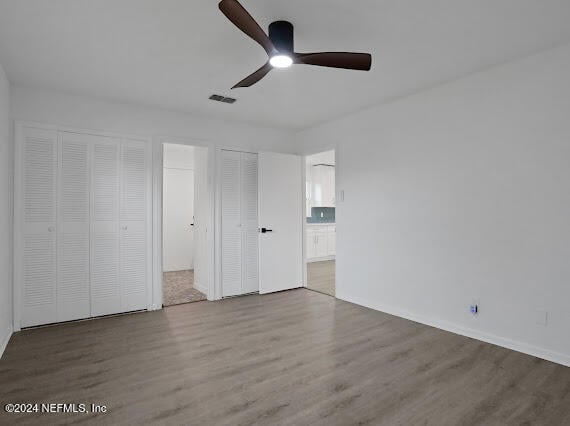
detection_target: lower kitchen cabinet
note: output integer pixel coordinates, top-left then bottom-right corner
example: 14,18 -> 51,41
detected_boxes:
306,224 -> 335,262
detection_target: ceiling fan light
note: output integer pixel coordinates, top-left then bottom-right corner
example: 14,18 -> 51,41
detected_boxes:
270,54 -> 293,68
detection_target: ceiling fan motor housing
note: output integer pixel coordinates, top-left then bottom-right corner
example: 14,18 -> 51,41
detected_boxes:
269,21 -> 294,54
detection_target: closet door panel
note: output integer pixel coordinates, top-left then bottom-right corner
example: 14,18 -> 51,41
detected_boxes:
91,138 -> 121,316
18,127 -> 152,327
120,141 -> 149,311
221,150 -> 242,297
121,142 -> 147,222
22,234 -> 57,327
120,221 -> 147,311
57,133 -> 90,322
21,128 -> 58,327
241,152 -> 259,294
91,224 -> 120,316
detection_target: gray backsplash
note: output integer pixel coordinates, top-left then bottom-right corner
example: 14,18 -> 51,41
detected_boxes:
307,207 -> 335,223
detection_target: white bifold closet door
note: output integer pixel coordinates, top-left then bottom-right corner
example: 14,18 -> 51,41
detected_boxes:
17,125 -> 151,328
57,132 -> 91,322
90,136 -> 121,317
221,150 -> 259,297
20,128 -> 58,327
91,138 -> 149,315
119,140 -> 150,312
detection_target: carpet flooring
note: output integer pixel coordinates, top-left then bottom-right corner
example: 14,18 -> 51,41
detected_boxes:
162,269 -> 207,306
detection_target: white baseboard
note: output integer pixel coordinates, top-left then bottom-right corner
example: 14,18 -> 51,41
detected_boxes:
337,293 -> 570,368
308,255 -> 335,263
194,280 -> 208,296
0,325 -> 13,360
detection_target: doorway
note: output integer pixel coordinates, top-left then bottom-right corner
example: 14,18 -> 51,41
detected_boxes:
305,150 -> 336,296
162,143 -> 208,306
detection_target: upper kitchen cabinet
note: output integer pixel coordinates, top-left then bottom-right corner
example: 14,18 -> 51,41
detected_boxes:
311,165 -> 335,207
306,150 -> 336,209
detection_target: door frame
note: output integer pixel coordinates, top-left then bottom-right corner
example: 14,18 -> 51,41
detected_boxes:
152,137 -> 216,307
13,121 -> 153,331
302,146 -> 338,296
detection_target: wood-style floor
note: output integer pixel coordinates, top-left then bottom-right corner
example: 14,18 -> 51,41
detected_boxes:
1,289 -> 569,425
307,260 -> 335,296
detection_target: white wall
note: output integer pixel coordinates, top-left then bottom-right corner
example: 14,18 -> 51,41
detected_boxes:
163,144 -> 195,272
11,86 -> 296,154
296,43 -> 570,366
0,63 -> 12,357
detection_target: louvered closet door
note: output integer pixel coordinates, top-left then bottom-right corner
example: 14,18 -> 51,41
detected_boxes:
91,137 -> 121,316
57,133 -> 91,322
120,140 -> 150,312
241,153 -> 259,294
20,128 -> 58,327
221,150 -> 243,297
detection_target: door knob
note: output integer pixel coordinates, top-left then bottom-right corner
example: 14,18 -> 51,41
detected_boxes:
122,225 -> 128,230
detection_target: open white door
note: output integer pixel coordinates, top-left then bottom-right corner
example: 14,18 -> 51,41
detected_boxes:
258,152 -> 303,294
163,168 -> 195,271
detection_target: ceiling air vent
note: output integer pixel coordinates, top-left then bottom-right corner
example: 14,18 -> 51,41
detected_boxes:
209,94 -> 237,104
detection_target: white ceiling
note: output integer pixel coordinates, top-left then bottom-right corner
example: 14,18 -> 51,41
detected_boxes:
1,0 -> 570,130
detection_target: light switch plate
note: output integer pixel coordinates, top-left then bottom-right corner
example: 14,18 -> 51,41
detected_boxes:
339,190 -> 345,202
536,309 -> 548,326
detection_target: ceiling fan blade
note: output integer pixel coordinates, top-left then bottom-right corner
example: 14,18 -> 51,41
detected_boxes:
219,0 -> 275,56
294,52 -> 372,71
232,62 -> 272,88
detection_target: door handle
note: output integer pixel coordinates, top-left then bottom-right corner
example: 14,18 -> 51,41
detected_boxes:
260,227 -> 273,233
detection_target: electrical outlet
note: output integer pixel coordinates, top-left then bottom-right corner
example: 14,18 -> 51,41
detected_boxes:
536,309 -> 548,326
470,298 -> 480,316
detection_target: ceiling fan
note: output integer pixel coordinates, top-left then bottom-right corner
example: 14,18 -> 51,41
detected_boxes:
218,0 -> 372,89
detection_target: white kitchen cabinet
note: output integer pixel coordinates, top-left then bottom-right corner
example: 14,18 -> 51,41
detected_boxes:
327,226 -> 336,256
315,229 -> 328,258
306,224 -> 336,262
310,165 -> 335,208
306,228 -> 317,259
